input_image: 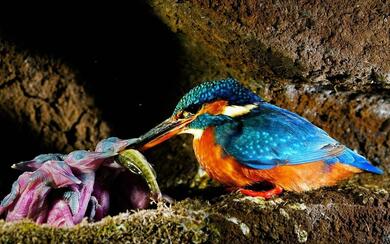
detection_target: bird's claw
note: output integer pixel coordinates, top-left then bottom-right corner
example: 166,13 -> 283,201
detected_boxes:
238,185 -> 283,199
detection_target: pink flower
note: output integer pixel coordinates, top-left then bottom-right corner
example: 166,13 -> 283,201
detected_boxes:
0,137 -> 157,227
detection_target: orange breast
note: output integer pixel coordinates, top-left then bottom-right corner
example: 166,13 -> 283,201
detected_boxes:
242,161 -> 361,192
193,128 -> 361,192
193,127 -> 253,187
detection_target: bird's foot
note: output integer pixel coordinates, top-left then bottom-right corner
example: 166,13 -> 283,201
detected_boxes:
238,185 -> 283,199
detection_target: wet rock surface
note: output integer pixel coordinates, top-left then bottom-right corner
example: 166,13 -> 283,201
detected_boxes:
0,40 -> 110,153
150,0 -> 389,89
0,0 -> 389,243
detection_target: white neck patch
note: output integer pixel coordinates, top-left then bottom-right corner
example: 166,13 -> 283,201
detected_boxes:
222,104 -> 258,117
179,104 -> 257,138
180,128 -> 204,139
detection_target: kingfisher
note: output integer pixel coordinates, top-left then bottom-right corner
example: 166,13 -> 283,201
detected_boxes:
133,78 -> 383,198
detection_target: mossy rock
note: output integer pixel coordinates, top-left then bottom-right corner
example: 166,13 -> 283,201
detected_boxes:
1,182 -> 389,243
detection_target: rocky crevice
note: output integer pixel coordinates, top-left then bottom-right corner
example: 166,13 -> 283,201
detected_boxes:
0,40 -> 110,153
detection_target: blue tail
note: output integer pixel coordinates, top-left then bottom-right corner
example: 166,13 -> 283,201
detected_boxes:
336,148 -> 383,174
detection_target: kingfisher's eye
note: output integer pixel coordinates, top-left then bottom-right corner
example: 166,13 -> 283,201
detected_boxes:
176,104 -> 200,119
178,111 -> 193,119
186,104 -> 200,114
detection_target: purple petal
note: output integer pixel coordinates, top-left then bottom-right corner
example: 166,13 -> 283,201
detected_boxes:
95,137 -> 137,153
35,206 -> 48,224
115,172 -> 150,211
91,182 -> 110,221
64,150 -> 114,172
63,186 -> 80,216
72,172 -> 95,224
26,182 -> 52,221
5,179 -> 40,221
1,181 -> 20,209
129,185 -> 150,209
1,172 -> 33,209
1,172 -> 34,219
87,196 -> 98,221
0,205 -> 5,216
46,199 -> 74,227
39,161 -> 81,187
3,160 -> 80,222
12,153 -> 65,171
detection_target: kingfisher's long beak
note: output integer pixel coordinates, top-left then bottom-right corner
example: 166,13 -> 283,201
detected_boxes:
135,117 -> 193,151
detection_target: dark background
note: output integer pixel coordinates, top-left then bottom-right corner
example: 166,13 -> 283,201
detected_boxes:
0,1 -> 184,196
0,1 -> 182,137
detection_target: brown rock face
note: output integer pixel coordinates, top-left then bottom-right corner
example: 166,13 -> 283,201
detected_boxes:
151,0 -> 390,88
0,41 -> 110,152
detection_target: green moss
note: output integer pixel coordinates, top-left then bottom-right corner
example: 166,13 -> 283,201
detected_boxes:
287,203 -> 307,211
1,185 -> 389,242
294,224 -> 308,243
0,204 -> 219,243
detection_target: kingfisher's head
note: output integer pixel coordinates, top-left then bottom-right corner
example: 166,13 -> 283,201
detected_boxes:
136,78 -> 263,150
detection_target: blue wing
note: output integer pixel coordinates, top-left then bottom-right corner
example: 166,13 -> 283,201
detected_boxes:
215,103 -> 383,174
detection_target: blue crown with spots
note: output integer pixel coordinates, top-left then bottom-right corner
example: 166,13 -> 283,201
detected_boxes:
173,78 -> 263,115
